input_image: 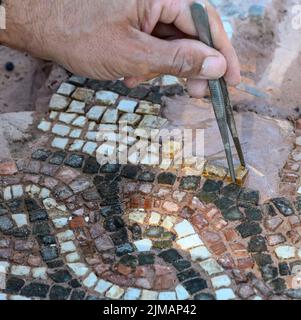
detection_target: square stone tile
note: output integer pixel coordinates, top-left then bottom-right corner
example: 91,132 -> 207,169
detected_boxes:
117,99 -> 138,113
69,129 -> 82,138
69,140 -> 85,152
124,288 -> 141,300
72,116 -> 87,127
215,288 -> 236,300
105,285 -> 125,299
72,87 -> 94,102
102,109 -> 119,124
87,106 -> 106,121
141,290 -> 158,300
211,275 -> 231,289
136,101 -> 161,115
82,142 -> 98,155
52,124 -> 71,137
94,280 -> 113,294
134,239 -> 152,251
119,113 -> 142,126
176,234 -> 203,250
175,284 -> 190,300
161,216 -> 177,231
49,111 -> 58,120
49,94 -> 71,111
95,90 -> 119,105
174,220 -> 195,238
59,112 -> 77,124
51,138 -> 69,150
57,82 -> 76,96
189,246 -> 211,261
149,212 -> 161,225
199,258 -> 224,275
38,120 -> 51,132
67,100 -> 86,114
138,115 -> 168,129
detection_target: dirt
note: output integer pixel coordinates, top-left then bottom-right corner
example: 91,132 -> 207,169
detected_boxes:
230,0 -> 301,119
0,46 -> 68,114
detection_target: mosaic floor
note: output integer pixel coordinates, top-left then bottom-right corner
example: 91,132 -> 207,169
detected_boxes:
0,74 -> 301,301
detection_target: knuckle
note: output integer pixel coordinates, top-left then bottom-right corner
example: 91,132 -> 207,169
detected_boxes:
170,46 -> 197,77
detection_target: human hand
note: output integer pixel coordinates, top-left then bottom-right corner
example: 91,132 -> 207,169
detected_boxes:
1,0 -> 240,98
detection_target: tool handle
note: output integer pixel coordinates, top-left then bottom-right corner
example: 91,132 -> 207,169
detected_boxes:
191,3 -> 214,48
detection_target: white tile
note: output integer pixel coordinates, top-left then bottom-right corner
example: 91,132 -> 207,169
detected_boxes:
158,292 -> 177,300
0,273 -> 5,290
52,217 -> 68,228
189,246 -> 211,261
211,275 -> 231,289
124,288 -> 141,300
199,259 -> 224,276
59,112 -> 77,124
134,239 -> 152,252
141,290 -> 158,300
57,82 -> 76,96
117,99 -> 138,113
0,262 -> 10,273
215,288 -> 236,300
38,120 -> 51,132
129,211 -> 146,224
3,187 -> 12,200
60,241 -> 76,253
66,252 -> 80,263
149,212 -> 161,225
49,111 -> 58,120
83,272 -> 98,288
175,284 -> 190,300
105,285 -> 125,299
57,230 -> 75,242
161,216 -> 177,231
32,267 -> 47,280
72,116 -> 87,127
95,90 -> 119,105
51,137 -> 69,150
174,220 -> 195,238
67,263 -> 89,277
275,246 -> 296,260
12,214 -> 28,227
69,140 -> 85,151
52,124 -> 71,137
49,94 -> 70,111
67,100 -> 86,114
69,129 -> 82,138
11,265 -> 31,276
119,113 -> 141,126
83,142 -> 98,155
12,185 -> 23,198
87,106 -> 106,121
176,234 -> 203,250
102,109 -> 118,124
0,293 -> 7,300
94,279 -> 113,294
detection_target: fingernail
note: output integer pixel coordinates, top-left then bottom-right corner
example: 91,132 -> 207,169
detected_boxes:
201,56 -> 224,79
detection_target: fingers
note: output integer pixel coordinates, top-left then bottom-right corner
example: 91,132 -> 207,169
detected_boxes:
141,35 -> 227,80
141,0 -> 240,86
186,79 -> 208,98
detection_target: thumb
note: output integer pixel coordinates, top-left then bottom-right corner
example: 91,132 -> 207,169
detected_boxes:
145,36 -> 227,79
